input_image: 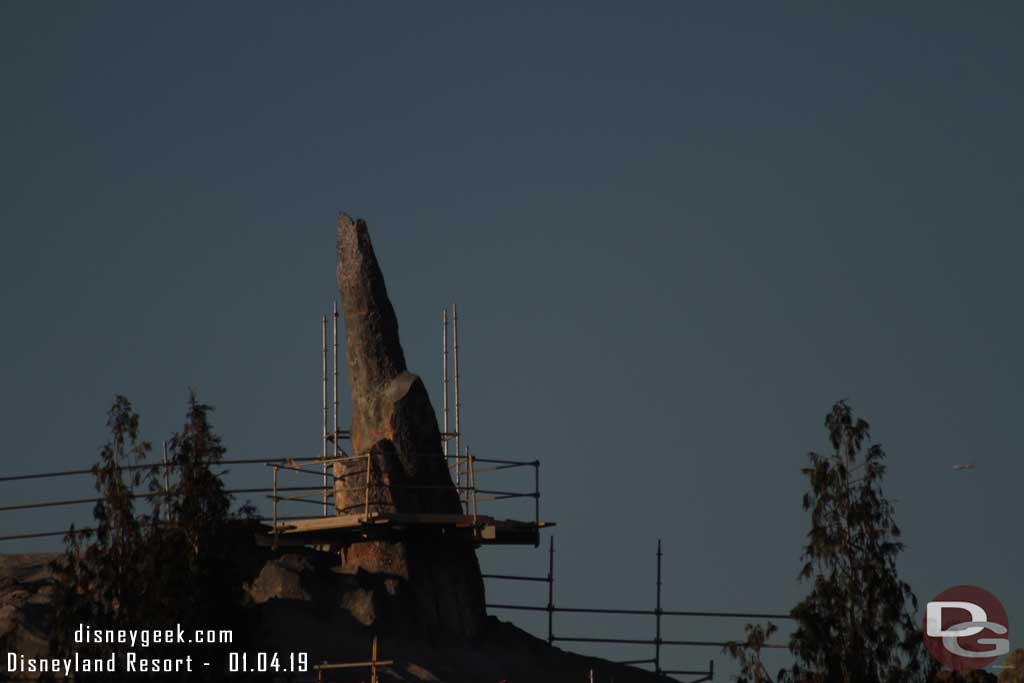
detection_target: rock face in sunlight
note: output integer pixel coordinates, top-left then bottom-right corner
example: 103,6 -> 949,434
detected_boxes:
332,213 -> 486,641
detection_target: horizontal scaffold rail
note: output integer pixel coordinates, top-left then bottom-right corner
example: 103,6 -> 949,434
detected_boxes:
267,447 -> 546,549
482,537 -> 790,681
0,453 -> 539,484
486,604 -> 793,620
0,447 -> 545,547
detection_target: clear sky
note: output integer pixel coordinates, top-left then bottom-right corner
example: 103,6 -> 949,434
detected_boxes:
2,2 -> 1021,677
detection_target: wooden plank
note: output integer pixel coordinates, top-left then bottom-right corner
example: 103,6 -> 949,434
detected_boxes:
274,512 -> 376,534
273,512 -> 503,534
314,660 -> 395,671
264,512 -> 555,547
383,512 -> 496,527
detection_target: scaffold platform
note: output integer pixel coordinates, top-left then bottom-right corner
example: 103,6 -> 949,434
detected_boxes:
257,511 -> 554,547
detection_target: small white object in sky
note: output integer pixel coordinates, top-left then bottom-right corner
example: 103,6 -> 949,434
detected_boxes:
952,464 -> 976,471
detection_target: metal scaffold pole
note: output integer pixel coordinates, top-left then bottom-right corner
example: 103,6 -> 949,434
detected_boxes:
656,538 -> 663,674
162,440 -> 170,522
321,314 -> 328,516
452,303 -> 462,508
468,448 -> 478,523
333,301 -> 339,460
329,303 -> 339,517
442,308 -> 449,458
533,460 -> 540,545
548,535 -> 555,645
272,465 -> 279,549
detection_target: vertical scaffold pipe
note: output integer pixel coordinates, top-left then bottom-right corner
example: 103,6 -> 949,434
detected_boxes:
370,636 -> 379,683
655,539 -> 663,674
162,440 -> 170,522
469,449 -> 478,523
547,536 -> 555,645
333,301 -> 339,460
453,303 -> 461,509
321,314 -> 328,516
533,460 -> 540,546
363,452 -> 372,519
272,465 -> 279,549
442,308 -> 449,457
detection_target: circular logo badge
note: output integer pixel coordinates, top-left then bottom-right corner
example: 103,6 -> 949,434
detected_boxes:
923,585 -> 1009,672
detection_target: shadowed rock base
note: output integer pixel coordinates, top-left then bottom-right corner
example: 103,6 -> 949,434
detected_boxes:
0,550 -> 687,683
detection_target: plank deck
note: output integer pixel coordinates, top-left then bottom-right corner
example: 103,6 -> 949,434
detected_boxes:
261,511 -> 553,547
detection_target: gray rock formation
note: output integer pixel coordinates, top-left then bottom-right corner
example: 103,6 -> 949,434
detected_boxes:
332,213 -> 486,641
0,553 -> 60,667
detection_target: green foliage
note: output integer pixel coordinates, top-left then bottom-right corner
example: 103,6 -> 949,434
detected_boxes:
726,401 -> 930,683
167,393 -> 231,545
159,392 -> 237,627
52,391 -> 260,681
52,396 -> 154,659
788,400 -> 925,683
724,622 -> 779,683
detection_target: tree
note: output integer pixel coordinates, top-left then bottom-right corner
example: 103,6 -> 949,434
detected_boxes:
52,396 -> 153,661
726,401 -> 927,683
788,400 -> 925,683
53,392 -> 261,680
724,622 -> 780,683
157,391 -> 248,633
997,650 -> 1024,683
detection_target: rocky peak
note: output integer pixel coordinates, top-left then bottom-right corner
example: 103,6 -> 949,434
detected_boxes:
333,213 -> 485,640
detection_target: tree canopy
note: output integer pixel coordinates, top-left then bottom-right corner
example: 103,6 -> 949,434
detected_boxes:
52,392 -> 260,681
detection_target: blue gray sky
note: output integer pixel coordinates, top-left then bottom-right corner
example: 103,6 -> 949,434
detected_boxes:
2,2 -> 1021,676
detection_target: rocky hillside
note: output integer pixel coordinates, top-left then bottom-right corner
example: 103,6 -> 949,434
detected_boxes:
0,548 -> 668,682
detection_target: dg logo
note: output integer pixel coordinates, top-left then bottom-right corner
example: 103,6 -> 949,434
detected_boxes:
924,585 -> 1010,672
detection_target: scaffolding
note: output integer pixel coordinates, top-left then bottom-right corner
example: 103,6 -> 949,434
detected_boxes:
0,454 -> 335,542
265,449 -> 548,548
262,304 -> 552,549
0,304 -> 798,682
321,303 -> 351,517
314,637 -> 393,683
440,304 -> 466,508
485,537 -> 793,681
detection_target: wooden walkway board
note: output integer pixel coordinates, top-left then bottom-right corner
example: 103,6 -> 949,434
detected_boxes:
260,512 -> 554,547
